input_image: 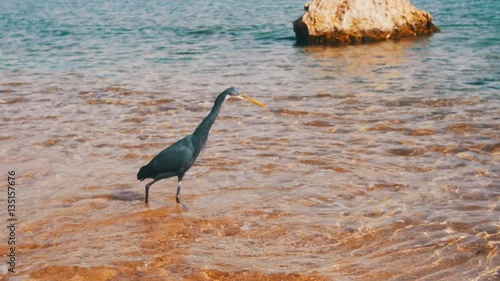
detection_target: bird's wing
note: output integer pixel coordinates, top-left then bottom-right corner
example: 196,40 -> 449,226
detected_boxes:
150,136 -> 195,176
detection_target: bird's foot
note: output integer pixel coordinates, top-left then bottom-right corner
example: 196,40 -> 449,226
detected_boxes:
175,197 -> 188,210
180,202 -> 188,210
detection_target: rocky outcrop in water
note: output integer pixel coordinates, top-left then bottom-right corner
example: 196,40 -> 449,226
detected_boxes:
293,0 -> 439,45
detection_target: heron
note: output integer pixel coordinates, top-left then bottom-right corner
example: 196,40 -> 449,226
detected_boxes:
137,87 -> 266,204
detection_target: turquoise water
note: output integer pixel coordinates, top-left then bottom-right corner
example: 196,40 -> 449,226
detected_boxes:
1,1 -> 298,75
1,0 -> 499,280
1,0 -> 498,93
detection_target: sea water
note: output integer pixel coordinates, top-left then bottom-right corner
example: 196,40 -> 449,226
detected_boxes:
0,0 -> 498,280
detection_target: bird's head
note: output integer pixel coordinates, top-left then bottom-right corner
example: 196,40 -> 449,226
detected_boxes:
223,87 -> 266,108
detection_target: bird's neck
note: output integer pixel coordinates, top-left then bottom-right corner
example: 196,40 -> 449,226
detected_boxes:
193,92 -> 227,142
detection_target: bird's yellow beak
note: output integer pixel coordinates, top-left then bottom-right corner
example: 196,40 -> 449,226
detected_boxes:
239,93 -> 266,108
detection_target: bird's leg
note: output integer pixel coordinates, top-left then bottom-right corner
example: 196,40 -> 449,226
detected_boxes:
175,181 -> 182,203
175,175 -> 184,203
145,179 -> 159,204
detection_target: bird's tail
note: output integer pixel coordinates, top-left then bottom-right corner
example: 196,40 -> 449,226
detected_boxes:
137,165 -> 151,181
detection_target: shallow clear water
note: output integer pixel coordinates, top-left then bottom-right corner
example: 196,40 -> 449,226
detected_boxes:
0,0 -> 499,280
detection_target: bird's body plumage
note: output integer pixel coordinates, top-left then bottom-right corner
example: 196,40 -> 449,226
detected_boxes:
137,134 -> 200,181
137,87 -> 265,204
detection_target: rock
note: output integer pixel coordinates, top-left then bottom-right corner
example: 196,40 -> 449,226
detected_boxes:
293,0 -> 440,45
